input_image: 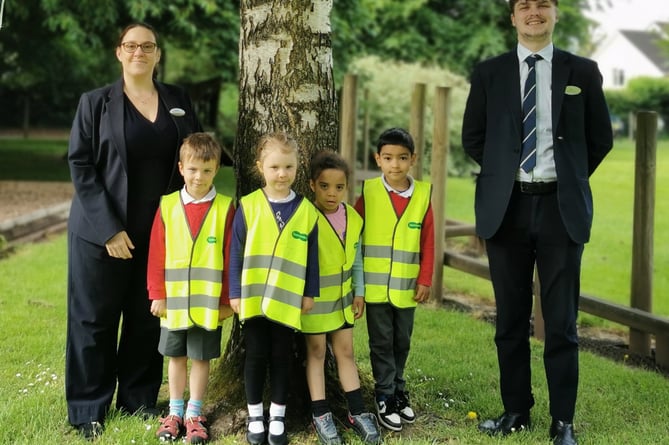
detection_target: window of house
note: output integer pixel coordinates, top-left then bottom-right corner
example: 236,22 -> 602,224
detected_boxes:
612,68 -> 625,87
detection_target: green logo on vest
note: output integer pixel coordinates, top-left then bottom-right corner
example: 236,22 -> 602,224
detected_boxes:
408,222 -> 422,229
292,231 -> 308,242
207,236 -> 217,244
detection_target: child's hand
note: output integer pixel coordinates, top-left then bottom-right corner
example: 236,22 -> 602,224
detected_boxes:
414,284 -> 431,303
352,296 -> 365,319
150,299 -> 166,318
219,304 -> 234,320
229,298 -> 241,314
301,296 -> 314,314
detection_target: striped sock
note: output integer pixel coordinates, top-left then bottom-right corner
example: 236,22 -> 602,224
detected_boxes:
169,399 -> 184,418
185,399 -> 203,420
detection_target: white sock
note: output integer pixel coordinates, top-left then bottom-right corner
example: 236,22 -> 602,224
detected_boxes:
269,402 -> 286,435
247,403 -> 264,434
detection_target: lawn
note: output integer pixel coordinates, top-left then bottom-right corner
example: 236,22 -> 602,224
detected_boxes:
1,135 -> 668,443
1,135 -> 668,325
1,235 -> 668,444
441,137 -> 669,325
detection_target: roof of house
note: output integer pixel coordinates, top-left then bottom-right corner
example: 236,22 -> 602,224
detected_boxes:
620,29 -> 669,74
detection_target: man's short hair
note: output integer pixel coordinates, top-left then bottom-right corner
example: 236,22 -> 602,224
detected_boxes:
509,0 -> 558,13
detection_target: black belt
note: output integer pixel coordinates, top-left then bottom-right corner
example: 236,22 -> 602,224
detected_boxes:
515,181 -> 557,194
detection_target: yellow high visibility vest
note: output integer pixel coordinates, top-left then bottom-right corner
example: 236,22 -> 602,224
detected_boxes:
161,191 -> 233,330
239,189 -> 319,330
362,177 -> 431,308
302,204 -> 363,334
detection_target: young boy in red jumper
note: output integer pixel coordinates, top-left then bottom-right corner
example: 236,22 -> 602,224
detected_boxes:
147,132 -> 234,444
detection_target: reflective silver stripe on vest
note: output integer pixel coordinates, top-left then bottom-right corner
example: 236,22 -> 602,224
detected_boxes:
241,283 -> 270,298
364,245 -> 391,258
308,297 -> 344,315
364,273 -> 416,290
363,246 -> 419,265
319,269 -> 352,288
265,284 -> 303,307
165,294 -> 221,310
390,276 -> 417,292
240,283 -> 303,308
244,255 -> 307,278
165,267 -> 223,283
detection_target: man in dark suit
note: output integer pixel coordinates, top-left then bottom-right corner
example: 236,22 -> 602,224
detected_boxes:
461,1 -> 612,444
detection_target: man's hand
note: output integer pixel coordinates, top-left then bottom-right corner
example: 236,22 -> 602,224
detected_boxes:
229,298 -> 240,314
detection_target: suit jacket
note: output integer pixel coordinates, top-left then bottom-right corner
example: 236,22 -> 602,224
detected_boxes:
462,48 -> 613,244
68,78 -> 202,246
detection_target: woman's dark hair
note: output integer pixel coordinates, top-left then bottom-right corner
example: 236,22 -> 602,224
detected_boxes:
116,22 -> 160,48
309,150 -> 350,183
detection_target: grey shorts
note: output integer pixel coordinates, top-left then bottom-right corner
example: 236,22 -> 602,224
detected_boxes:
158,326 -> 222,360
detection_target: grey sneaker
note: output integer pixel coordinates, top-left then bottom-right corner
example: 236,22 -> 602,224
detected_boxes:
347,412 -> 381,444
395,391 -> 416,423
375,397 -> 402,432
312,412 -> 342,445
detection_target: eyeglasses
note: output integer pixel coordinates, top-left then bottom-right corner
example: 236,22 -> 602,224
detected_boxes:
120,42 -> 158,53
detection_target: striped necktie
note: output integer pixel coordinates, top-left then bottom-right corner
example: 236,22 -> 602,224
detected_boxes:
520,54 -> 541,173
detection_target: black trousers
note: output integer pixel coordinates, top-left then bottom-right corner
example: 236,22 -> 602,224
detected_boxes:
66,233 -> 163,425
366,303 -> 416,399
243,317 -> 293,405
485,188 -> 583,422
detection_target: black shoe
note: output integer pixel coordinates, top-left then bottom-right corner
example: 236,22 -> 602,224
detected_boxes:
478,411 -> 530,436
246,416 -> 266,445
76,421 -> 104,441
550,420 -> 578,445
267,415 -> 288,445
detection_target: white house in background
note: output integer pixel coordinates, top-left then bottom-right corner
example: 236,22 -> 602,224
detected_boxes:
590,23 -> 669,90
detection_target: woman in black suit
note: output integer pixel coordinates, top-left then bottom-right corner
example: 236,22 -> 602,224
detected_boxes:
66,22 -> 202,439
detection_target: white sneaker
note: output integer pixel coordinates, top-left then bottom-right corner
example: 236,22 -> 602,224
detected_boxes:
375,397 -> 402,431
395,391 -> 416,423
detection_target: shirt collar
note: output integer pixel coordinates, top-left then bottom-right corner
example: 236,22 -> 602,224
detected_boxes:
180,185 -> 217,204
381,174 -> 415,198
517,43 -> 554,64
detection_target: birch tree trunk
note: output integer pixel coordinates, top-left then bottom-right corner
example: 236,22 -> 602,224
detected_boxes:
208,0 -> 338,435
234,0 -> 337,197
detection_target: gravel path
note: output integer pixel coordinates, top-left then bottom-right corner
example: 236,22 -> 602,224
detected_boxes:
0,180 -> 73,223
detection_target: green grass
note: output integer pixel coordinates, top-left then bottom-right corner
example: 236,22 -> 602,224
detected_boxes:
440,138 -> 669,324
1,136 -> 668,322
0,138 -> 71,181
1,237 -> 669,444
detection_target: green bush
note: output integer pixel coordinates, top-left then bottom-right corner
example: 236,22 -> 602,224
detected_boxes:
605,77 -> 669,135
347,56 -> 473,176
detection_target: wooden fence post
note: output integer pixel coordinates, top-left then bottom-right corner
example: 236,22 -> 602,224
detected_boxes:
629,111 -> 657,357
431,86 -> 449,299
410,83 -> 426,180
339,74 -> 358,204
362,89 -> 370,172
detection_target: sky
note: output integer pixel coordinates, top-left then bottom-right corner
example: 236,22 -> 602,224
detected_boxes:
584,0 -> 669,33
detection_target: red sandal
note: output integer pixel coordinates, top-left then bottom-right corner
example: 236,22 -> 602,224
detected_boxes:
185,415 -> 209,444
156,414 -> 183,442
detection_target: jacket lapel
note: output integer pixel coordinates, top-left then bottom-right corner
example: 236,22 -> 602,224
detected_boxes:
499,51 -> 522,138
108,79 -> 128,173
551,48 -> 570,135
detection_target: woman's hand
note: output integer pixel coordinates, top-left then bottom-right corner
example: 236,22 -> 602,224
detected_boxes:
105,231 -> 135,259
